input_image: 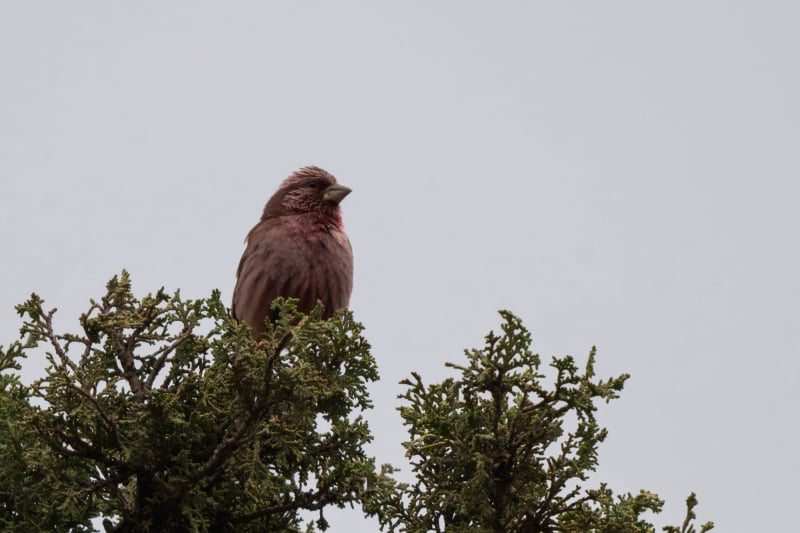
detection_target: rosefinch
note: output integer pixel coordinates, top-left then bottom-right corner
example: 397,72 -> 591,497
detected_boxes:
232,166 -> 353,338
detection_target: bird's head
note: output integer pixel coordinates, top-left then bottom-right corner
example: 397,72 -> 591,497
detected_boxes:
262,166 -> 352,220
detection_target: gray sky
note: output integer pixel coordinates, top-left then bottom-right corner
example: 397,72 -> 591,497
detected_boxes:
2,2 -> 798,531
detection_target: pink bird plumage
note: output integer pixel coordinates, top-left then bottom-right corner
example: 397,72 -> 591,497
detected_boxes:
232,166 -> 353,338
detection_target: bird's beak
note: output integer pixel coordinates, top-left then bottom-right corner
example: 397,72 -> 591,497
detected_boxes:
323,184 -> 352,205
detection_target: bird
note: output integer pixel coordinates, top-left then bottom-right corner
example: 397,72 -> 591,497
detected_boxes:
232,166 -> 353,339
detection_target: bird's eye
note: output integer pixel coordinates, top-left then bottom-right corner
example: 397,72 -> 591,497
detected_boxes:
307,181 -> 318,188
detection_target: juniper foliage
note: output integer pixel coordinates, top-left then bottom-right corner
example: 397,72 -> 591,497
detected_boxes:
380,311 -> 713,533
0,275 -> 712,532
0,272 -> 385,532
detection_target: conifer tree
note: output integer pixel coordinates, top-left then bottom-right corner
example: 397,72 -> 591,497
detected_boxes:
0,272 -> 385,532
377,311 -> 713,533
0,274 -> 712,532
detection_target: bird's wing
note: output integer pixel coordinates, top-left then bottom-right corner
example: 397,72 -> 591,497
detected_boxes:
232,220 -> 300,336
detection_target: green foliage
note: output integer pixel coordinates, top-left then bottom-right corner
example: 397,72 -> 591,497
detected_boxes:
0,276 -> 713,532
0,271 -> 385,532
662,493 -> 715,533
378,311 -> 713,533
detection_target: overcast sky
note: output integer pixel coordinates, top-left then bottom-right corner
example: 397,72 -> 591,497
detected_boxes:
2,2 -> 798,531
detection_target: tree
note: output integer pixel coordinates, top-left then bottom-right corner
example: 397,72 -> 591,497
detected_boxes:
376,311 -> 714,533
0,273 -> 712,532
0,272 -> 387,532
